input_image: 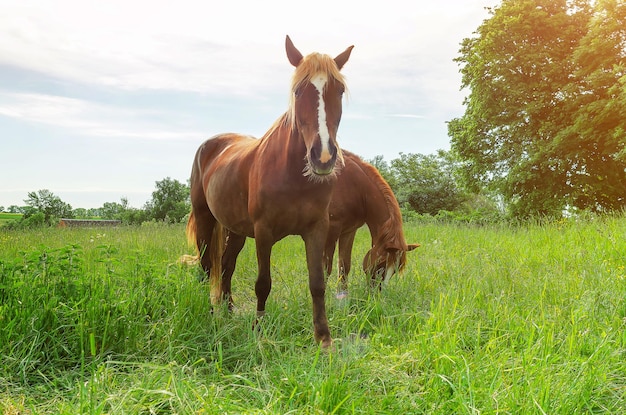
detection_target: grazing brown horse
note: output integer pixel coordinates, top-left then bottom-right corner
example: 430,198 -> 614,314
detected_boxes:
324,151 -> 419,295
186,36 -> 353,348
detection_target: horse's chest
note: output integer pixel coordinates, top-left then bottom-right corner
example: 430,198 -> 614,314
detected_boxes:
252,181 -> 332,226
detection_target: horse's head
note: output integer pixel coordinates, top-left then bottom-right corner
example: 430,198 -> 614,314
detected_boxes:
286,35 -> 353,180
363,243 -> 420,289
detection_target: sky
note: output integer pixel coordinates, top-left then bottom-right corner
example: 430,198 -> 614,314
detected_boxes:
0,0 -> 497,209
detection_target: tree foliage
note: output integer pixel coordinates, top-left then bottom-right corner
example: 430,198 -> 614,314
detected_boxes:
388,150 -> 467,215
24,189 -> 73,225
98,197 -> 146,225
144,177 -> 190,223
562,0 -> 626,212
98,178 -> 189,224
6,205 -> 24,214
449,0 -> 626,218
100,198 -> 129,220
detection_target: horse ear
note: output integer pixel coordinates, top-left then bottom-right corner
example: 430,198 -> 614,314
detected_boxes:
406,243 -> 420,251
334,45 -> 354,70
285,35 -> 303,67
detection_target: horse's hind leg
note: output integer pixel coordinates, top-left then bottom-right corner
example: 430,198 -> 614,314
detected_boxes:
193,208 -> 217,282
337,231 -> 356,294
323,227 -> 340,278
221,231 -> 247,310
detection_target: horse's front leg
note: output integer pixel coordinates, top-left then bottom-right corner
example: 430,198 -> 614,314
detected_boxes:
253,229 -> 274,320
303,221 -> 332,348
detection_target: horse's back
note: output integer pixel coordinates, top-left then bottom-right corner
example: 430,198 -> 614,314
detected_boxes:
191,133 -> 258,237
193,133 -> 256,170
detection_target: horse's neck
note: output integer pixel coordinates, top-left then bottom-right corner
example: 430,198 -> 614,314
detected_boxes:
363,194 -> 386,233
261,115 -> 306,176
360,168 -> 401,248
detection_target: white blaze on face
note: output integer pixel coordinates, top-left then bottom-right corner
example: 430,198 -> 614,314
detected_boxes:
311,74 -> 332,163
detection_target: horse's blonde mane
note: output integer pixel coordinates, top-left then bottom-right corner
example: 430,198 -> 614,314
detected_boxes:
288,53 -> 348,128
262,113 -> 290,140
291,53 -> 347,94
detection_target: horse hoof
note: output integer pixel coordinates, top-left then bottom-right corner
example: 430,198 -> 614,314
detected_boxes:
252,311 -> 265,331
335,290 -> 348,300
315,332 -> 333,349
320,337 -> 334,350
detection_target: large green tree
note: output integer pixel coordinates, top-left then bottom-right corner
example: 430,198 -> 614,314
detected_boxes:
449,0 -> 625,218
559,0 -> 626,212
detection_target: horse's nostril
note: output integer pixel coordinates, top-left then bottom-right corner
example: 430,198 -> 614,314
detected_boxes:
310,145 -> 320,161
311,140 -> 337,163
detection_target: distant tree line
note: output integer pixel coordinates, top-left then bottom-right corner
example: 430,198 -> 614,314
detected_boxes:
2,153 -> 507,230
8,138 -> 604,230
4,133 -> 619,229
2,177 -> 191,229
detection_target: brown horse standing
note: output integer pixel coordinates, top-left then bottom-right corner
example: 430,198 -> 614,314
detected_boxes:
186,36 -> 353,348
324,151 -> 419,295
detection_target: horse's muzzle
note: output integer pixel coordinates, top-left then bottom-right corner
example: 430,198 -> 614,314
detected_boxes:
309,142 -> 338,176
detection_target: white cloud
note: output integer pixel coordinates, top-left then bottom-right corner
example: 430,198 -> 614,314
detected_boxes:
0,0 -> 494,97
0,91 -> 204,142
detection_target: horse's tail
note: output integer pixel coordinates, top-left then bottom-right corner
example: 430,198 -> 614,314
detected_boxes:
186,209 -> 224,304
185,210 -> 198,251
207,222 -> 224,305
179,210 -> 200,264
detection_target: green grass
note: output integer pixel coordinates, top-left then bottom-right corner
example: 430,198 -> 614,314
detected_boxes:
1,217 -> 625,414
0,213 -> 22,226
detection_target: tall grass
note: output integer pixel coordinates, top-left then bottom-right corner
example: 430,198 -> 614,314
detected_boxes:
1,217 -> 625,413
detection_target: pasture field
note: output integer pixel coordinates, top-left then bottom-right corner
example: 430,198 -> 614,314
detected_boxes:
1,217 -> 625,414
0,213 -> 22,226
